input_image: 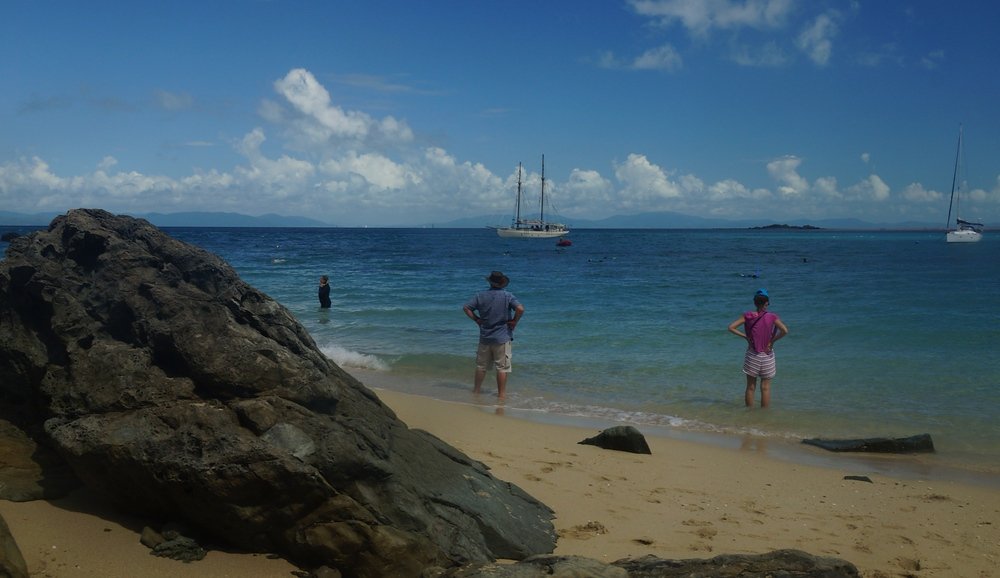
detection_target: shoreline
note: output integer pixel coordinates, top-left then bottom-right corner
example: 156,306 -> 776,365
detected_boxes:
511,405 -> 1000,489
350,368 -> 1000,490
2,383 -> 997,577
376,388 -> 1000,577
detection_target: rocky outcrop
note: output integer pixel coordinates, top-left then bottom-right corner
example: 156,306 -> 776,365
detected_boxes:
437,550 -> 860,577
0,514 -> 28,578
802,434 -> 935,453
578,426 -> 652,454
0,209 -> 556,578
140,525 -> 208,562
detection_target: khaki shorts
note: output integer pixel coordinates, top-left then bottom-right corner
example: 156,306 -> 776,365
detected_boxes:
476,342 -> 512,373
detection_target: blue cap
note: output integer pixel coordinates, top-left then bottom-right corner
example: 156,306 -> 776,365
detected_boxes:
755,288 -> 769,298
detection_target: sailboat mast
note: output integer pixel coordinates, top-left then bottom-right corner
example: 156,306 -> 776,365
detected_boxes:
514,163 -> 523,226
540,154 -> 545,222
946,125 -> 962,227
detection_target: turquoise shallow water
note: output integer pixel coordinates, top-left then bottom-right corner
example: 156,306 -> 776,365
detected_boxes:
4,225 -> 998,482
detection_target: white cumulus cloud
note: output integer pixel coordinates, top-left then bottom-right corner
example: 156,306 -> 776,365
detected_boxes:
630,0 -> 795,35
632,44 -> 684,71
274,68 -> 370,139
797,12 -> 838,66
267,69 -> 415,155
766,155 -> 809,196
901,182 -> 941,203
614,154 -> 682,209
564,168 -> 614,208
846,174 -> 890,201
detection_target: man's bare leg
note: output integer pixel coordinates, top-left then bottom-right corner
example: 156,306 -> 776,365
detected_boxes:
473,368 -> 486,394
496,371 -> 508,400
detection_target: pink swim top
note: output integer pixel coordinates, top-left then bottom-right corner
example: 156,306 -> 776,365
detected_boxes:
744,311 -> 779,353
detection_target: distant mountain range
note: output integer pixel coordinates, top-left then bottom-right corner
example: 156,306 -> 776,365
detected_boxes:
1,209 -> 940,230
438,211 -> 940,230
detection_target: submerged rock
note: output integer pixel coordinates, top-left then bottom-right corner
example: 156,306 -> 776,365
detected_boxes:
0,209 -> 555,577
438,549 -> 860,577
802,434 -> 935,454
614,550 -> 861,577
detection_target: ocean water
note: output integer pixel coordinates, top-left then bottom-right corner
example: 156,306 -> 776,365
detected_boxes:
3,226 -> 998,482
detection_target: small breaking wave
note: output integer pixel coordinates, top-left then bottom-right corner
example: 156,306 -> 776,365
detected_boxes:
320,344 -> 390,371
506,397 -> 808,443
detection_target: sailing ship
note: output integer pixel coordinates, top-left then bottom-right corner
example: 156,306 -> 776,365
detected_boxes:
945,125 -> 983,243
494,155 -> 569,238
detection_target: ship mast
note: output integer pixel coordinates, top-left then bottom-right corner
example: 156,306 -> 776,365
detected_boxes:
540,154 -> 546,223
513,163 -> 523,226
946,125 -> 962,228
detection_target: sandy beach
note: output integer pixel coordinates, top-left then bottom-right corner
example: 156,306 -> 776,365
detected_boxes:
2,388 -> 998,577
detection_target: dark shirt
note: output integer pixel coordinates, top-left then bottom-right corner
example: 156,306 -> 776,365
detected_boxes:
318,283 -> 331,308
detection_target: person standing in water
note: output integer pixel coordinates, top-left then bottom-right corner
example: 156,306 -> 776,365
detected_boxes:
728,289 -> 788,408
318,275 -> 332,309
463,271 -> 524,400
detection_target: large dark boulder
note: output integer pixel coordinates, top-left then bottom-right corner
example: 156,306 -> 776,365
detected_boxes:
0,209 -> 556,577
578,426 -> 652,454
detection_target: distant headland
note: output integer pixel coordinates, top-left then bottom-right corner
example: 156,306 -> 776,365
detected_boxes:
2,210 -> 942,230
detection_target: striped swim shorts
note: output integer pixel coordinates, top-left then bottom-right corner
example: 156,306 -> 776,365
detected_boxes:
742,348 -> 776,379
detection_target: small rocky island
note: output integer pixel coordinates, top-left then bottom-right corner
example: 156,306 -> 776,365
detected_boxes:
750,223 -> 822,230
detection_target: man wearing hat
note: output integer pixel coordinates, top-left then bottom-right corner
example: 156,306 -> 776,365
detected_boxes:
727,288 -> 789,408
463,271 -> 525,400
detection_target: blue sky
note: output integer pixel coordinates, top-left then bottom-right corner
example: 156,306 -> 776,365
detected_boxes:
2,0 -> 999,227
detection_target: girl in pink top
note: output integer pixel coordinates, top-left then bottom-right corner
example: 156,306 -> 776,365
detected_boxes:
728,289 -> 789,408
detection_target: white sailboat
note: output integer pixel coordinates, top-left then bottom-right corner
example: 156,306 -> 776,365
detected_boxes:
494,155 -> 569,238
945,125 -> 983,243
